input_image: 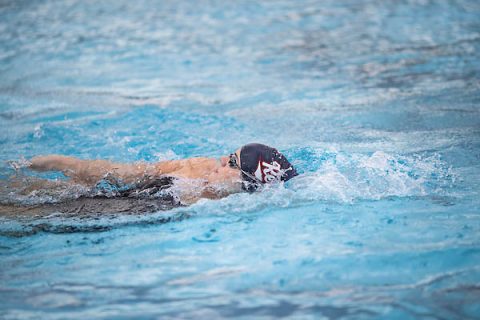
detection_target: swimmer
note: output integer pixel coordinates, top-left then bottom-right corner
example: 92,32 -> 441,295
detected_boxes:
27,143 -> 298,205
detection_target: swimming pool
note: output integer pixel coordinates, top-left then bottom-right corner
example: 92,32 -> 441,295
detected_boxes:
1,0 -> 479,318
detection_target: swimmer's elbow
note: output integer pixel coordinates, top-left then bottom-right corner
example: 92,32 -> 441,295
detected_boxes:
201,185 -> 237,200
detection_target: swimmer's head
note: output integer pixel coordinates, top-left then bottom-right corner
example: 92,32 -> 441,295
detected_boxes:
229,143 -> 298,192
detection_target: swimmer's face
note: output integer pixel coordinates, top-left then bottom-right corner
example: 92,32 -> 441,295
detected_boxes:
215,149 -> 242,183
220,148 -> 241,167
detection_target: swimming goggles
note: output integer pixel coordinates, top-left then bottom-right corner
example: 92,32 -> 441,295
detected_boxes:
228,153 -> 263,185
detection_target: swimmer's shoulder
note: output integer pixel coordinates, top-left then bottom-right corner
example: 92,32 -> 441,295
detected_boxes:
153,157 -> 219,175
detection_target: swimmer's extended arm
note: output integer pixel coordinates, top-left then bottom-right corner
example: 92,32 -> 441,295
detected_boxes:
29,155 -> 241,202
29,155 -> 212,184
30,155 -> 155,184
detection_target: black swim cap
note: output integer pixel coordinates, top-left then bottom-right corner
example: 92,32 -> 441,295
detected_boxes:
238,143 -> 298,192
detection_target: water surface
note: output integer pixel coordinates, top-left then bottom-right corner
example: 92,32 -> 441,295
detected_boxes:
1,0 -> 479,319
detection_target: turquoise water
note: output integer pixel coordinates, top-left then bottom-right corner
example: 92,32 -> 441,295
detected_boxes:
1,0 -> 480,318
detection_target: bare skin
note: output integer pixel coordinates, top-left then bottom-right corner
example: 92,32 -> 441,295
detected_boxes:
28,150 -> 243,204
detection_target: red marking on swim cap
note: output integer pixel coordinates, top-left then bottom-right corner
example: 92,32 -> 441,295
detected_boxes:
254,158 -> 283,183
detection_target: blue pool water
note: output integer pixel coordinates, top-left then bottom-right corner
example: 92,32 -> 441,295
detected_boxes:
1,0 -> 480,318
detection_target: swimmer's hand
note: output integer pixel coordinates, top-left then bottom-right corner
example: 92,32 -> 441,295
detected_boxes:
7,156 -> 31,171
30,155 -> 115,184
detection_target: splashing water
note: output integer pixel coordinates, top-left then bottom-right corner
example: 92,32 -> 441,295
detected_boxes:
1,0 -> 480,319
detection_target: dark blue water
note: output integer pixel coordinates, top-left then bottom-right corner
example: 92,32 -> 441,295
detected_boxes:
1,0 -> 479,318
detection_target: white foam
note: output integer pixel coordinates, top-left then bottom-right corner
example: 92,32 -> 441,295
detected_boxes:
184,150 -> 452,216
153,149 -> 180,161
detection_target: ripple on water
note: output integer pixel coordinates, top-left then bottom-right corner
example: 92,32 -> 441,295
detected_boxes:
0,0 -> 479,319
